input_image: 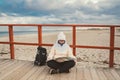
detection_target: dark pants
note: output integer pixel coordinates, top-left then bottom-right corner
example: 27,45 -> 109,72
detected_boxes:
47,60 -> 75,73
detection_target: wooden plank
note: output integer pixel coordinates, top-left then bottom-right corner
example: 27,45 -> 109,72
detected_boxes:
44,67 -> 60,80
0,59 -> 12,65
68,67 -> 76,80
110,69 -> 120,80
60,73 -> 69,80
13,62 -> 34,80
59,67 -> 76,80
96,68 -> 107,80
27,66 -> 45,80
0,60 -> 11,68
0,60 -> 18,71
90,68 -> 100,80
19,65 -> 40,80
0,60 -> 27,79
0,59 -> 10,65
36,66 -> 50,80
84,68 -> 92,80
103,68 -> 115,80
2,61 -> 33,80
52,72 -> 60,80
76,67 -> 85,80
116,69 -> 120,76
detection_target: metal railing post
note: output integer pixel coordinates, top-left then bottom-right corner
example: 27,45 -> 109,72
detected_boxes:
8,25 -> 15,59
109,27 -> 115,67
38,25 -> 42,46
73,26 -> 76,56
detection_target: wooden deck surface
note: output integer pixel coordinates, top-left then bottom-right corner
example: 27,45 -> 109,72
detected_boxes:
0,59 -> 120,80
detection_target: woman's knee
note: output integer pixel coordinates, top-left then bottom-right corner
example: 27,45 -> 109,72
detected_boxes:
67,60 -> 76,67
47,60 -> 55,66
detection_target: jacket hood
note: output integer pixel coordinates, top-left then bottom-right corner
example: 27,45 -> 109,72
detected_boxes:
54,32 -> 67,46
57,32 -> 66,41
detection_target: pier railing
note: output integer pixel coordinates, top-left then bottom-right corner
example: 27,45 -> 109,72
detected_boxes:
0,24 -> 120,67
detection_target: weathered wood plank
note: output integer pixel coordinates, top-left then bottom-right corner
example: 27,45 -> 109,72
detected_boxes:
60,73 -> 69,80
76,67 -> 85,80
116,69 -> 120,76
45,68 -> 59,80
2,61 -> 33,80
0,60 -> 27,79
96,68 -> 107,80
27,66 -> 45,80
84,68 -> 92,80
110,69 -> 120,80
90,68 -> 100,80
68,67 -> 76,80
0,60 -> 17,71
0,59 -> 10,65
51,73 -> 60,80
36,66 -> 50,80
103,68 -> 115,80
59,67 -> 76,80
19,65 -> 40,80
0,59 -> 12,67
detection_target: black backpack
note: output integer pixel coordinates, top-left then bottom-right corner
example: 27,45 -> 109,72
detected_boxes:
34,46 -> 47,66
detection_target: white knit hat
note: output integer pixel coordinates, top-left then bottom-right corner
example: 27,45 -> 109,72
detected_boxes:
57,32 -> 66,40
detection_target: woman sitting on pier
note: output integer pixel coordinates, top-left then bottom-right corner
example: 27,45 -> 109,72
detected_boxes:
47,32 -> 76,74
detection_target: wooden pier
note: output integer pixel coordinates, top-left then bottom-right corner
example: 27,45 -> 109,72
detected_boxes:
0,59 -> 120,80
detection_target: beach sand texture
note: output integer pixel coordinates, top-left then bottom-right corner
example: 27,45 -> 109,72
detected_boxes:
0,29 -> 120,67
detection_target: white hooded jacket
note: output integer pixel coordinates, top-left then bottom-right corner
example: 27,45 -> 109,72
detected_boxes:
47,32 -> 76,61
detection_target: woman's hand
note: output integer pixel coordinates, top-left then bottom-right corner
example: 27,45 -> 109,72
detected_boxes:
56,58 -> 65,62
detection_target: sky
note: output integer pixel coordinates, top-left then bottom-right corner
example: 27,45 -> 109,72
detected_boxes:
0,0 -> 120,31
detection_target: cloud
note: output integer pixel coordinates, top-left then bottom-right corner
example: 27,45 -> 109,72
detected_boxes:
24,0 -> 120,11
0,0 -> 120,25
0,11 -> 119,25
1,0 -> 120,16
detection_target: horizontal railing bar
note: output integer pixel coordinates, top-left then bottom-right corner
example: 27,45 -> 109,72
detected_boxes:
14,42 -> 38,46
1,41 -> 120,50
0,41 -> 111,49
0,42 -> 10,44
114,47 -> 120,50
0,24 -> 120,27
75,45 -> 110,49
41,44 -> 53,46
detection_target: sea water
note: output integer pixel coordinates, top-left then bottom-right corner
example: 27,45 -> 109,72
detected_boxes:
0,29 -> 71,37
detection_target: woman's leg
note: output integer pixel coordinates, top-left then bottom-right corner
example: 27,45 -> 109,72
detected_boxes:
59,60 -> 75,73
47,60 -> 75,74
47,60 -> 60,70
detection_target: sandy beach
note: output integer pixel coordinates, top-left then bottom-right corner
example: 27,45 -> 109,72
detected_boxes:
0,29 -> 120,68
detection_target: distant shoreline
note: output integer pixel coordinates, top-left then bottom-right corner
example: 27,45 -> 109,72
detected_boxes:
0,28 -> 108,37
0,30 -> 69,37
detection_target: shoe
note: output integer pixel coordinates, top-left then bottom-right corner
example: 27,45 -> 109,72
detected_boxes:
49,69 -> 58,74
